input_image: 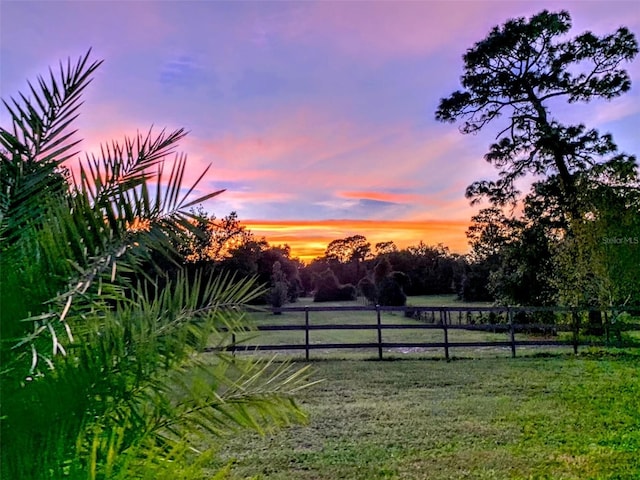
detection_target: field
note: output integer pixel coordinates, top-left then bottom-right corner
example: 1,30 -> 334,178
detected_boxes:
202,297 -> 640,478
207,352 -> 640,479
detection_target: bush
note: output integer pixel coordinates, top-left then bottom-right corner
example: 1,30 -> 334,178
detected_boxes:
269,282 -> 288,311
313,269 -> 357,302
315,283 -> 357,302
374,258 -> 392,285
269,261 -> 289,312
390,271 -> 411,291
377,277 -> 406,306
358,277 -> 377,303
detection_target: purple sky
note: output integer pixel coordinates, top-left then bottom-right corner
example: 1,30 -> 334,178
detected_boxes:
2,1 -> 639,257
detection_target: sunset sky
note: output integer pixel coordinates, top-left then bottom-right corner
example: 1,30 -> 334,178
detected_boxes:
2,1 -> 639,261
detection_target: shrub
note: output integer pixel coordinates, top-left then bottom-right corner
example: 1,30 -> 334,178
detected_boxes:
269,282 -> 288,311
374,258 -> 392,285
390,271 -> 411,291
377,277 -> 407,306
313,269 -> 357,302
269,261 -> 289,313
358,277 -> 378,304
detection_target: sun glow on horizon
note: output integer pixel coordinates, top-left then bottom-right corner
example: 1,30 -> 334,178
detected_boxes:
243,219 -> 471,262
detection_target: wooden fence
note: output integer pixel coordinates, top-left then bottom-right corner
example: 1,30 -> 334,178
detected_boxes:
207,305 -> 640,360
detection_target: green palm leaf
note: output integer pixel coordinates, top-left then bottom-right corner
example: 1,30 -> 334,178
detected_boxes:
0,50 -> 101,243
1,50 -> 314,480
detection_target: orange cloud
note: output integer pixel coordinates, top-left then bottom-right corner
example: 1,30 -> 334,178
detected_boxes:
339,191 -> 421,203
243,218 -> 471,262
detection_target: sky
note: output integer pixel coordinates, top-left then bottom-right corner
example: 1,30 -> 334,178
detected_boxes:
2,0 -> 639,261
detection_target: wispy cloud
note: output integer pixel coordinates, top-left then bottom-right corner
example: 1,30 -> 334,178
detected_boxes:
340,191 -> 421,204
159,55 -> 212,91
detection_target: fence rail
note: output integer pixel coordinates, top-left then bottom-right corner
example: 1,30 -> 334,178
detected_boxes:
205,305 -> 640,360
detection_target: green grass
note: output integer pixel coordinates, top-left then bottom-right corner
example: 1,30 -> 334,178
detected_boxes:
406,294 -> 493,307
205,352 -> 640,479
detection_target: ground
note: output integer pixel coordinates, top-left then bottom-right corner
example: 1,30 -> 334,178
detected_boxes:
205,351 -> 640,479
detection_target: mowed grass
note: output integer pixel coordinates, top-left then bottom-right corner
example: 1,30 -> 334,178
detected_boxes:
406,294 -> 493,307
207,352 -> 640,479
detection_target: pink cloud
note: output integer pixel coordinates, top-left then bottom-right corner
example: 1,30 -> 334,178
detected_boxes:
177,103 -> 499,220
592,97 -> 640,125
62,93 -> 496,223
220,190 -> 295,205
339,191 -> 422,203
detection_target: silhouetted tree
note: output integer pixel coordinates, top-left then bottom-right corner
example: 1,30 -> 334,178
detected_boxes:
375,241 -> 397,256
466,207 -> 514,263
324,235 -> 371,284
438,10 -> 639,311
178,209 -> 253,262
436,10 -> 638,220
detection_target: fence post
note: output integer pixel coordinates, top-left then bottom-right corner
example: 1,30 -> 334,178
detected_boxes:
508,308 -> 516,358
305,306 -> 310,362
441,309 -> 449,361
572,309 -> 580,355
231,332 -> 236,356
376,305 -> 383,360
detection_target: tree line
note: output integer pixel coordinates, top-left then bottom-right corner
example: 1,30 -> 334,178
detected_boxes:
160,218 -> 467,307
158,182 -> 639,311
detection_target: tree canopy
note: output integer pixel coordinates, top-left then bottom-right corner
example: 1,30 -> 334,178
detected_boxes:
436,10 -> 638,216
438,9 -> 639,309
325,234 -> 372,264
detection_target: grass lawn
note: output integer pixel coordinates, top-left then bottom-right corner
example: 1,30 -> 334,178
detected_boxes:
405,294 -> 493,308
206,351 -> 640,479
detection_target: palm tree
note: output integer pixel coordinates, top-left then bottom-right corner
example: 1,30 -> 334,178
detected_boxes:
0,50 -> 311,480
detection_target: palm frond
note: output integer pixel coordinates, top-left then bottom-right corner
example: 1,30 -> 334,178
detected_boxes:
74,128 -> 187,205
2,50 -> 101,163
2,51 -> 315,480
60,271 -> 310,476
0,49 -> 101,244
